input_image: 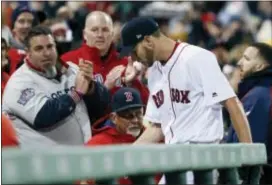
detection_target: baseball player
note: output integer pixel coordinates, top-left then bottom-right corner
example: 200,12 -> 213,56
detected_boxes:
119,17 -> 252,184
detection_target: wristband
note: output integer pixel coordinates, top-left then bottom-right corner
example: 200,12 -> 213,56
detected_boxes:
69,90 -> 83,103
75,90 -> 84,98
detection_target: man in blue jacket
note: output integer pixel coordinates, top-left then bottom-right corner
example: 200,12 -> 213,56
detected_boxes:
226,43 -> 272,184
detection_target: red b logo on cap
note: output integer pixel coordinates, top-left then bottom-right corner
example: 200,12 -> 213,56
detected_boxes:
124,92 -> 133,102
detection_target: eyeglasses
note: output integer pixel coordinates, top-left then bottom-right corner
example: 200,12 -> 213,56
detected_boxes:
117,109 -> 143,120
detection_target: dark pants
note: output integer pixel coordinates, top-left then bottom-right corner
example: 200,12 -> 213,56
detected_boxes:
260,165 -> 272,184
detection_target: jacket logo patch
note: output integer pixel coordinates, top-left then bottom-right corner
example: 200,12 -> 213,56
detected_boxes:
17,88 -> 35,106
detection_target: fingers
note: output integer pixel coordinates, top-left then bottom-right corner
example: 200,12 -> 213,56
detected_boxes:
78,58 -> 93,81
106,65 -> 125,79
78,60 -> 93,71
110,65 -> 126,74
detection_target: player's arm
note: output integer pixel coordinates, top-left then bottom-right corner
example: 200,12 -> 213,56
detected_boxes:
134,91 -> 164,144
190,49 -> 252,143
223,97 -> 252,143
2,79 -> 83,130
134,123 -> 164,144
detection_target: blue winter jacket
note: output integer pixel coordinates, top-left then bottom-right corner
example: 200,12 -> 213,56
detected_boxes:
226,67 -> 272,163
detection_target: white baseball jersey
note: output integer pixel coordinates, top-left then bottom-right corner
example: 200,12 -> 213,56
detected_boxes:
144,43 -> 236,144
2,62 -> 91,145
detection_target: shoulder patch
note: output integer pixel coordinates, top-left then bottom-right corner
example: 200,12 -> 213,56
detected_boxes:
17,88 -> 35,106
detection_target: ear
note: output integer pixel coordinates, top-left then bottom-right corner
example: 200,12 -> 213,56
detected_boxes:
83,29 -> 87,42
109,113 -> 117,123
255,63 -> 268,72
25,48 -> 30,58
142,36 -> 154,50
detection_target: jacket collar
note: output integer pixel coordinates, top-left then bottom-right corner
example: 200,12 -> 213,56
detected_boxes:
82,43 -> 119,64
238,67 -> 272,99
25,57 -> 62,80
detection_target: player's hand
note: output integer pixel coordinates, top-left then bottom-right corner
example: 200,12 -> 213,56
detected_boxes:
78,58 -> 93,82
104,65 -> 126,90
123,57 -> 142,84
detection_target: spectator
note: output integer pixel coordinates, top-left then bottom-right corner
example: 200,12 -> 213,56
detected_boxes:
1,37 -> 26,75
2,26 -> 110,146
88,87 -> 145,145
61,11 -> 149,107
1,37 -> 26,95
10,6 -> 37,50
226,43 -> 272,184
85,87 -> 161,184
1,38 -> 10,95
49,18 -> 73,55
1,12 -> 13,46
1,113 -> 19,147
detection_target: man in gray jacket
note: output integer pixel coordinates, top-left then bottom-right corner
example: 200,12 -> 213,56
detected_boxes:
2,26 -> 110,146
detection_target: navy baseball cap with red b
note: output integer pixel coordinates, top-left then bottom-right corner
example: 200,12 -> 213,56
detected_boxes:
111,87 -> 144,113
119,17 -> 159,58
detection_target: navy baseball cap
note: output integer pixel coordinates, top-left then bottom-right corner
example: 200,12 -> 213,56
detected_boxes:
111,87 -> 144,113
119,17 -> 159,58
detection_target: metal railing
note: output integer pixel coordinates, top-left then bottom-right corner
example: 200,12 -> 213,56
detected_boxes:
2,143 -> 267,184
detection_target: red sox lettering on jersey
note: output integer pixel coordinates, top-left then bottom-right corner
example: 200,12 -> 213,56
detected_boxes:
152,89 -> 190,108
144,43 -> 236,145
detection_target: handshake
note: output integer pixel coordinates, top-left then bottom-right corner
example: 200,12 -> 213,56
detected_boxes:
75,58 -> 94,96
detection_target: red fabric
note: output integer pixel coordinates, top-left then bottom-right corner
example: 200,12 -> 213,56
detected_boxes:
85,127 -> 135,185
61,43 -> 149,105
86,126 -> 136,146
1,72 -> 10,96
201,12 -> 216,23
85,126 -> 161,184
25,56 -> 44,72
7,48 -> 26,75
1,114 -> 19,147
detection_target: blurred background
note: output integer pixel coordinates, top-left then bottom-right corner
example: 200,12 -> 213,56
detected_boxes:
1,1 -> 272,128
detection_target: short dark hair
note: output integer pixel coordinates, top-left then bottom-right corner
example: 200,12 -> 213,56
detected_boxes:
250,42 -> 272,66
151,30 -> 161,37
24,26 -> 53,48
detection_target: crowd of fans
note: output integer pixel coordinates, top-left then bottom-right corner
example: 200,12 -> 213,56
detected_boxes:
1,1 -> 271,184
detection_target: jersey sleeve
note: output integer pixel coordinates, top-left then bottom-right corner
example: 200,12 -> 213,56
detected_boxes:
143,63 -> 162,124
143,94 -> 162,124
190,49 -> 236,106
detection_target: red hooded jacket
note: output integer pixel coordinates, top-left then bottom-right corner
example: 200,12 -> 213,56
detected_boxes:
1,72 -> 10,96
85,123 -> 161,185
61,44 -> 149,105
7,48 -> 26,75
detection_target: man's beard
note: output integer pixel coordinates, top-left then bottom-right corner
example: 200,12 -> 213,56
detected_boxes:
126,125 -> 142,138
44,65 -> 57,79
